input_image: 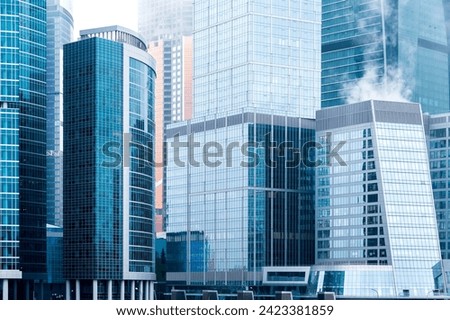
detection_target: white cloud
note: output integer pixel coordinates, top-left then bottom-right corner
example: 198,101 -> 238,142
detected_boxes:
343,65 -> 412,104
340,0 -> 413,104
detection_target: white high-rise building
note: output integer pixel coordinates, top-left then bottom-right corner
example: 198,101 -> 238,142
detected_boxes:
314,100 -> 443,297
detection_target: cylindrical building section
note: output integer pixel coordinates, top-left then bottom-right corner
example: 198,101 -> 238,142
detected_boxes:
63,26 -> 156,300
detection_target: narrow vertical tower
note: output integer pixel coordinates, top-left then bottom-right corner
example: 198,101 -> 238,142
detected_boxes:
63,26 -> 156,300
45,0 -> 74,296
46,0 -> 74,228
138,0 -> 194,239
0,0 -> 47,299
427,113 -> 450,263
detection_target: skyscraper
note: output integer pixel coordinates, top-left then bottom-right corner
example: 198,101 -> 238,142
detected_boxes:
63,26 -> 156,300
314,100 -> 442,297
322,0 -> 450,114
166,111 -> 316,288
138,0 -> 194,235
0,0 -> 47,298
147,36 -> 193,226
426,113 -> 450,261
46,0 -> 74,228
165,0 -> 321,291
137,0 -> 194,126
137,0 -> 193,42
45,0 -> 73,299
0,107 -> 19,300
194,0 -> 321,118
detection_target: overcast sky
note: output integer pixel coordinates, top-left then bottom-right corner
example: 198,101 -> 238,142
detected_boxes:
72,0 -> 138,38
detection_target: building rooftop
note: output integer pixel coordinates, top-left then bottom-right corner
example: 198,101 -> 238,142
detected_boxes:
80,25 -> 147,51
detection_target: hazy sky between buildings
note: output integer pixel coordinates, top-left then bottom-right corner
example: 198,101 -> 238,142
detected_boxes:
73,0 -> 138,39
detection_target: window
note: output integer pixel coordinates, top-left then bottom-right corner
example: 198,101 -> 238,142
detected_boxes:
318,240 -> 330,249
367,216 -> 378,225
368,249 -> 378,257
267,271 -> 306,282
367,172 -> 377,181
367,194 -> 378,203
367,227 -> 378,236
431,129 -> 446,138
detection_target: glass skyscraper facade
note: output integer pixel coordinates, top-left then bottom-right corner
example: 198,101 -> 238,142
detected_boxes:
166,112 -> 315,287
138,0 -> 194,236
46,224 -> 63,287
322,0 -> 450,114
0,108 -> 20,300
0,1 -> 47,295
45,0 -> 73,298
138,0 -> 194,125
138,0 -> 193,42
46,0 -> 73,228
307,265 -> 398,297
315,100 -> 443,297
63,26 -> 156,300
426,113 -> 450,261
433,259 -> 450,294
194,0 -> 321,118
146,36 -> 193,230
147,37 -> 193,125
164,0 -> 321,291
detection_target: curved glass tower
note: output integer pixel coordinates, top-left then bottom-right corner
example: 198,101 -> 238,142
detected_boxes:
64,26 -> 156,300
0,0 -> 47,298
322,0 -> 450,114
